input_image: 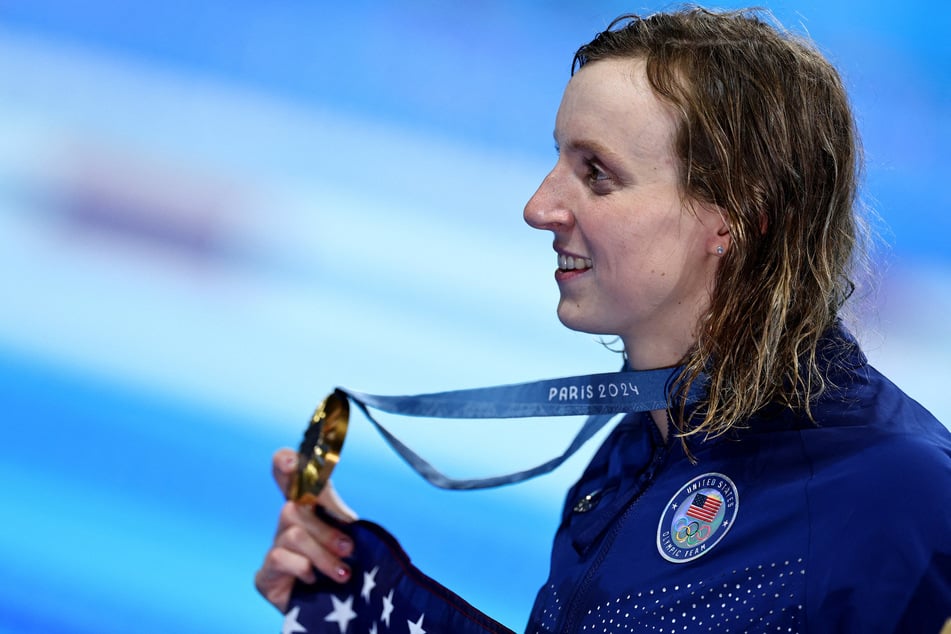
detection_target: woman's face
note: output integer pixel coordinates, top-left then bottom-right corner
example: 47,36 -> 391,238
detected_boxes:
524,58 -> 726,368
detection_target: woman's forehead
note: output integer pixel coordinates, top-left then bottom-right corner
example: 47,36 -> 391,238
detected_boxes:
555,58 -> 679,160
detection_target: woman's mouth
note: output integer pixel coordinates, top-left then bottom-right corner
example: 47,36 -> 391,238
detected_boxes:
558,254 -> 593,272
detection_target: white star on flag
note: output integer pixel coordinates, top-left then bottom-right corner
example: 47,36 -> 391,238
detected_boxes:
408,613 -> 427,634
369,623 -> 378,634
282,605 -> 307,634
381,589 -> 395,627
362,566 -> 379,602
324,595 -> 358,634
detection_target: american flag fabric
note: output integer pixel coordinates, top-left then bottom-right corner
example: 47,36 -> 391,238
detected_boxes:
685,492 -> 722,523
283,517 -> 515,634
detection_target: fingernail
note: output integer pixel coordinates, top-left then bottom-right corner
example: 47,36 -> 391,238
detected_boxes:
284,454 -> 298,470
336,537 -> 353,557
336,565 -> 350,581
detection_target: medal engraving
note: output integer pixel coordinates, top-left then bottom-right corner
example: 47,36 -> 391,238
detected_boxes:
288,389 -> 349,504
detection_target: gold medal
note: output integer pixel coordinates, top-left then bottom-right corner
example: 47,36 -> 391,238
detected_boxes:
287,389 -> 350,504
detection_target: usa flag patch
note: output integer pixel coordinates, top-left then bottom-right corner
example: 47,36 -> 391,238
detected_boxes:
656,473 -> 739,563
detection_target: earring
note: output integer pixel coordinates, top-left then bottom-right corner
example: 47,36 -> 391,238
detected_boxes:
716,245 -> 724,255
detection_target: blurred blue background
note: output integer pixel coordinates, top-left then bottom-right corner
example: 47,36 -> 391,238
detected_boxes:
1,1 -> 948,632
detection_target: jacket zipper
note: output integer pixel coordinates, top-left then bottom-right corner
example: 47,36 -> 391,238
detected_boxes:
559,443 -> 669,632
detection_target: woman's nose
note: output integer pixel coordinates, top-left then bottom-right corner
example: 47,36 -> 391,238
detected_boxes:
523,169 -> 574,231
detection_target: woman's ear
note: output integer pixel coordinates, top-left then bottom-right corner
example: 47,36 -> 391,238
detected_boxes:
709,204 -> 732,255
688,198 -> 731,256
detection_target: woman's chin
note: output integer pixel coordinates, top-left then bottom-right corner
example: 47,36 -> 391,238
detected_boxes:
556,305 -> 611,337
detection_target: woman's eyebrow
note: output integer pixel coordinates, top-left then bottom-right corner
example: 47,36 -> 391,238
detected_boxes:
555,134 -> 621,162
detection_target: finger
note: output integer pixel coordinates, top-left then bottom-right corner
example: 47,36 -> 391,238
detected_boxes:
276,501 -> 355,560
274,508 -> 353,583
254,547 -> 315,612
318,481 -> 358,522
272,448 -> 298,497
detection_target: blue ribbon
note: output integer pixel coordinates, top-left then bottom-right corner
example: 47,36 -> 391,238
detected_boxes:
338,367 -> 700,490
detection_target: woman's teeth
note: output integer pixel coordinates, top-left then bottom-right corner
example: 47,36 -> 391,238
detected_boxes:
558,254 -> 593,271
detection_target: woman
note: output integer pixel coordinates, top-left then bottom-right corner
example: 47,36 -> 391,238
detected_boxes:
257,7 -> 951,632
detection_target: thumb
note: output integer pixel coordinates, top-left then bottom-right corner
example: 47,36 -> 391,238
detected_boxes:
271,448 -> 298,498
318,481 -> 358,522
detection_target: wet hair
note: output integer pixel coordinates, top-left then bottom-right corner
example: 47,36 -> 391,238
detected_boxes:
573,6 -> 869,438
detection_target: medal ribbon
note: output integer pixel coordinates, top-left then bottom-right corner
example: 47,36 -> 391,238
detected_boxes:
338,367 -> 701,490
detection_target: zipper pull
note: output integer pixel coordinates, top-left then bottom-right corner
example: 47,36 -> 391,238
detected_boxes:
573,488 -> 603,513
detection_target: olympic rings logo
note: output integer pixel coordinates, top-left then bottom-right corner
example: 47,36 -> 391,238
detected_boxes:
673,517 -> 711,546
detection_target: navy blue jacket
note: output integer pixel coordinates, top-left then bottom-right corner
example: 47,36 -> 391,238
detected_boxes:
526,331 -> 951,633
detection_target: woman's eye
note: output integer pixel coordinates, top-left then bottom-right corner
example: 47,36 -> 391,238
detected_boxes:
586,160 -> 609,185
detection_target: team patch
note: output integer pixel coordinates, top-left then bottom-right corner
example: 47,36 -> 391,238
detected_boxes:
657,472 -> 739,563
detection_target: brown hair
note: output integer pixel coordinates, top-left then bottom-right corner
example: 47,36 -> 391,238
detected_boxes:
573,7 -> 868,438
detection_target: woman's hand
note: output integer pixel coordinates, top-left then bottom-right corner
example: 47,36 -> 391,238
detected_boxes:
254,448 -> 358,612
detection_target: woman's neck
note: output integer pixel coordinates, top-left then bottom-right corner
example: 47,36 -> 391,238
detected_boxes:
622,335 -> 691,445
650,409 -> 670,443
